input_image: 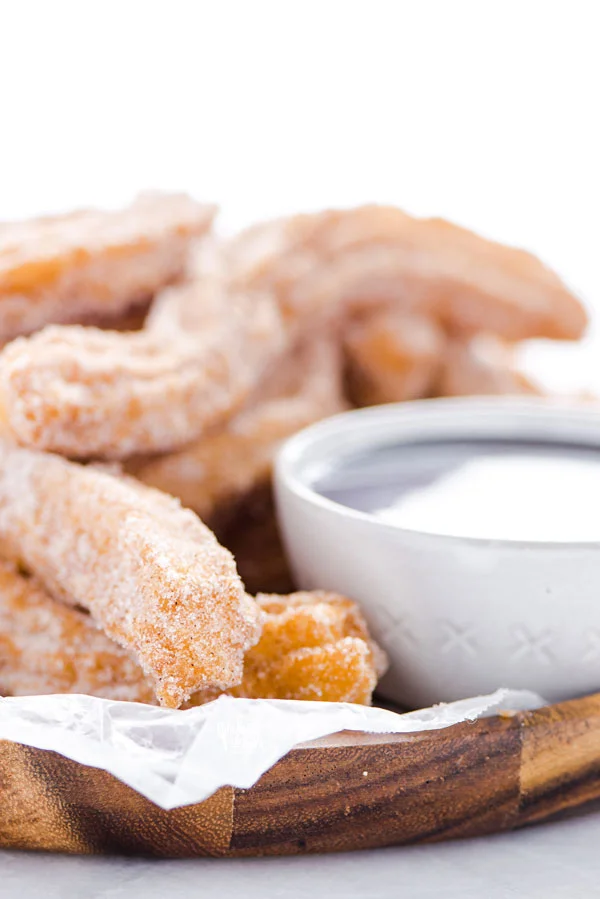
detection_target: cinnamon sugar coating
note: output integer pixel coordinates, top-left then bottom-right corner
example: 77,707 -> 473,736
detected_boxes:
195,591 -> 388,705
0,576 -> 386,706
0,204 -> 585,460
131,334 -> 347,518
0,559 -> 154,703
0,277 -> 285,459
0,192 -> 216,342
0,197 -> 583,717
0,442 -> 260,707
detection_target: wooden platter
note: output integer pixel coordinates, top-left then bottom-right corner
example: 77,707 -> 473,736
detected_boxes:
1,691 -> 600,857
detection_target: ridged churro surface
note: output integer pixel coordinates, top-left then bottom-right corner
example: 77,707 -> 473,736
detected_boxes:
0,192 -> 216,341
0,442 -> 260,707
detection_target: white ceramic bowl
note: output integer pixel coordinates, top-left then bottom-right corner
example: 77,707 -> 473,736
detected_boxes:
274,398 -> 600,708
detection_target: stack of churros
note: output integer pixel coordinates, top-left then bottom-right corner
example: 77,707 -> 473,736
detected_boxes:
0,193 -> 587,708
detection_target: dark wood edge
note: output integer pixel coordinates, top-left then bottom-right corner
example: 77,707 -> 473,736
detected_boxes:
1,692 -> 600,857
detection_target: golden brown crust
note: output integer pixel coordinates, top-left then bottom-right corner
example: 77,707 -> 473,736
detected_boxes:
0,192 -> 216,341
190,591 -> 387,706
224,591 -> 386,705
0,441 -> 260,707
0,570 -> 386,707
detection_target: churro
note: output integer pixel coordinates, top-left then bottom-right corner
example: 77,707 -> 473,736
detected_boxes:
0,559 -> 154,703
224,205 -> 587,341
0,192 -> 216,342
0,567 -> 385,706
0,273 -> 285,459
209,591 -> 387,705
0,204 -> 584,459
344,309 -> 444,406
0,441 -> 260,707
131,334 -> 346,519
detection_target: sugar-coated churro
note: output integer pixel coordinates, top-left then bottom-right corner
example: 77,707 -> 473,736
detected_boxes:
195,591 -> 388,705
0,193 -> 585,721
0,273 -> 285,458
0,441 -> 260,707
0,559 -> 154,703
0,566 -> 386,706
223,205 -> 587,341
132,334 -> 347,519
245,590 -> 387,704
0,192 -> 216,342
0,205 -> 584,459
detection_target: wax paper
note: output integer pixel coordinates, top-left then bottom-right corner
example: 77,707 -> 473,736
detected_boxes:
0,689 -> 542,810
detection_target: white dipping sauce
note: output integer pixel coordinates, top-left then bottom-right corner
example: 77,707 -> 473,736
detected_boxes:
312,440 -> 600,542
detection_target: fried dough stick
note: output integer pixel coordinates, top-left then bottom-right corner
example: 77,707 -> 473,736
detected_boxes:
0,192 -> 216,342
0,570 -> 386,707
0,559 -> 154,703
224,206 -> 586,341
0,205 -> 583,459
344,308 -> 444,406
0,441 -> 260,707
0,273 -> 285,459
225,591 -> 388,705
131,334 -> 347,519
438,336 -> 542,397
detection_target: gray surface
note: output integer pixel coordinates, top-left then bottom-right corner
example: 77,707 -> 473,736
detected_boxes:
1,807 -> 600,898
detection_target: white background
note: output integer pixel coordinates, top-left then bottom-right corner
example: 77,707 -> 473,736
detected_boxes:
1,3 -> 600,894
1,0 -> 599,384
2,0 -> 599,389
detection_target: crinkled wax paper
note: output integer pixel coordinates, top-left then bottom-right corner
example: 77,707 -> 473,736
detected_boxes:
0,689 -> 542,810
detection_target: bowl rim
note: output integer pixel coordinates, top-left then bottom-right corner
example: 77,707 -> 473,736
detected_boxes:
275,396 -> 600,551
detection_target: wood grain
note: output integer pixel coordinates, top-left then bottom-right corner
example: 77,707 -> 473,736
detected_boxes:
2,693 -> 600,857
519,693 -> 600,825
231,716 -> 521,855
0,741 -> 234,856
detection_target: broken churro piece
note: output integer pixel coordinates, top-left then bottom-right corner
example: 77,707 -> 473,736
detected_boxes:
0,274 -> 285,459
344,309 -> 444,406
0,192 -> 216,342
438,336 -> 542,397
0,568 -> 386,706
224,206 -> 586,341
0,441 -> 260,707
203,591 -> 387,705
0,559 -> 154,703
132,334 -> 347,519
